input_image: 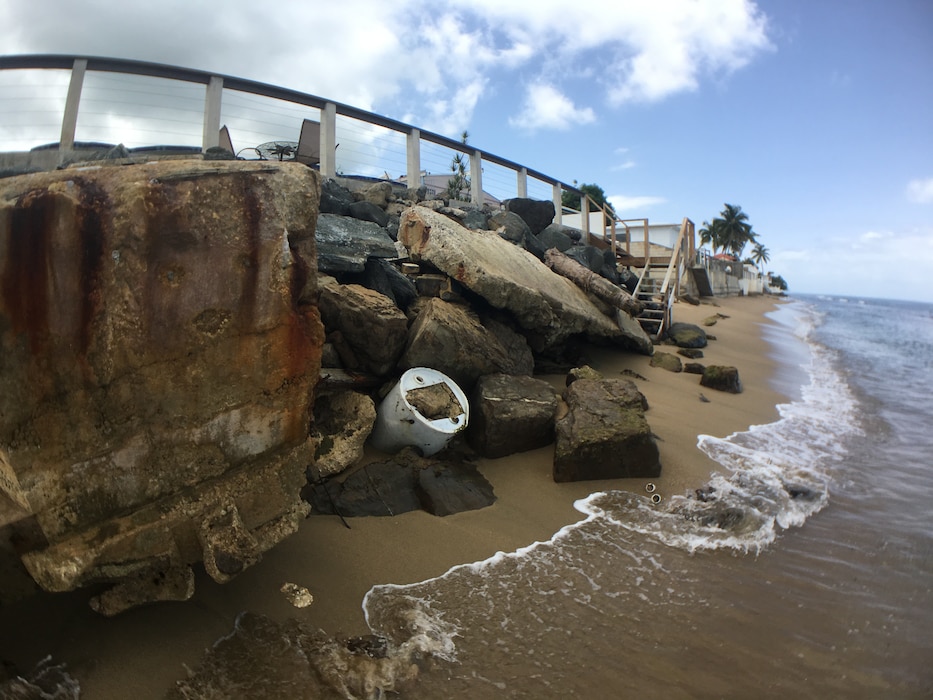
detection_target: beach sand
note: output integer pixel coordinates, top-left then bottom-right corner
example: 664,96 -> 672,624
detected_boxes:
0,294 -> 788,698
280,294 -> 788,636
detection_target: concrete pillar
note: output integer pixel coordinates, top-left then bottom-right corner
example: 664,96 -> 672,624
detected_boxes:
202,76 -> 223,151
406,128 -> 421,190
470,150 -> 483,205
320,102 -> 337,178
59,58 -> 87,160
552,183 -> 562,224
517,167 -> 528,198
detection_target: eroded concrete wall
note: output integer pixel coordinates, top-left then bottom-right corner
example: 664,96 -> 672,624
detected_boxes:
0,160 -> 324,611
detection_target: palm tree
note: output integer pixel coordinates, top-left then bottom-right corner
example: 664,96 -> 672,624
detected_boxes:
698,220 -> 717,250
751,241 -> 770,271
711,203 -> 755,257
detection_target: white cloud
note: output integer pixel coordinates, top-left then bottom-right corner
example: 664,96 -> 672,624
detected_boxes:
0,0 -> 773,141
907,178 -> 933,204
611,160 -> 637,171
509,83 -> 596,131
608,194 -> 666,213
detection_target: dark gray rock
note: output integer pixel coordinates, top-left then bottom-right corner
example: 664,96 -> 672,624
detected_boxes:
416,462 -> 496,516
460,208 -> 490,230
618,268 -> 639,293
677,347 -> 705,359
304,450 -> 494,518
313,213 -> 398,274
320,179 -> 355,215
468,374 -> 559,458
536,223 -> 574,252
355,258 -> 418,310
684,362 -> 705,375
489,210 -> 532,244
306,461 -> 420,517
348,200 -> 390,228
554,378 -> 659,482
665,322 -> 708,349
504,198 -> 555,235
565,244 -> 620,284
700,365 -> 743,393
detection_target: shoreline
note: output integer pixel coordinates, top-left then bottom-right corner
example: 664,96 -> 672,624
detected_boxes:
0,294 -> 790,697
284,294 -> 790,636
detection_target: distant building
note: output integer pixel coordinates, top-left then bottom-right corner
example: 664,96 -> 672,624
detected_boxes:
396,171 -> 501,207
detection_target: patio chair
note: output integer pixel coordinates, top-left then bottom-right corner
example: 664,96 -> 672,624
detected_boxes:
218,125 -> 234,155
296,119 -> 321,167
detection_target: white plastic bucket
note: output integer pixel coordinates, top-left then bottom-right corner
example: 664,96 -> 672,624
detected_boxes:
369,367 -> 469,456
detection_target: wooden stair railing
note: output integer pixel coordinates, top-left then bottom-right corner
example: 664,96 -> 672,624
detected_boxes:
634,217 -> 694,339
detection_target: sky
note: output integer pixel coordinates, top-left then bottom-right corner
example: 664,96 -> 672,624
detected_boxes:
1,0 -> 932,302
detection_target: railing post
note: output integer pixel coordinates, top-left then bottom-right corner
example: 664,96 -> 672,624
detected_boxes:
470,150 -> 483,205
59,58 -> 87,162
581,195 -> 590,242
320,102 -> 337,178
517,167 -> 528,198
552,183 -> 562,224
406,128 -> 421,191
202,76 -> 223,151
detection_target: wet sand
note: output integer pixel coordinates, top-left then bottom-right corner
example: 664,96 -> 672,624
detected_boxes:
0,294 -> 787,698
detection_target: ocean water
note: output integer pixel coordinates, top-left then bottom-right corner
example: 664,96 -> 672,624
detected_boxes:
356,295 -> 933,699
5,295 -> 933,699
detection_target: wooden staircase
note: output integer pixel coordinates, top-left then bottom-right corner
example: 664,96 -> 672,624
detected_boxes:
633,263 -> 671,338
631,217 -> 695,340
565,197 -> 695,341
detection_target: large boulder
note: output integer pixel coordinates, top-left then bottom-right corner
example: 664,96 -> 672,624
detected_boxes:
304,449 -> 495,517
489,210 -> 545,259
318,281 -> 409,376
0,161 -> 324,609
480,314 -> 535,377
348,200 -> 390,228
353,257 -> 418,310
398,206 -> 652,356
416,462 -> 496,517
468,374 -> 559,458
309,391 -> 377,478
700,365 -> 743,393
460,208 -> 490,231
650,351 -> 683,373
319,178 -> 355,215
503,197 -> 555,235
488,210 -> 532,244
564,244 -> 620,284
553,378 -> 660,482
665,322 -> 708,348
310,213 -> 397,274
400,298 -> 531,389
536,223 -> 574,252
357,181 -> 393,209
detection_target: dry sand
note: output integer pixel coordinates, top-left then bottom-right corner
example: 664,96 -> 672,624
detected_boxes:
0,294 -> 789,698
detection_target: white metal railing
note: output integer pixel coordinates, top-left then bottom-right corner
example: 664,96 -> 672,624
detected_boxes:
0,54 -> 579,211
